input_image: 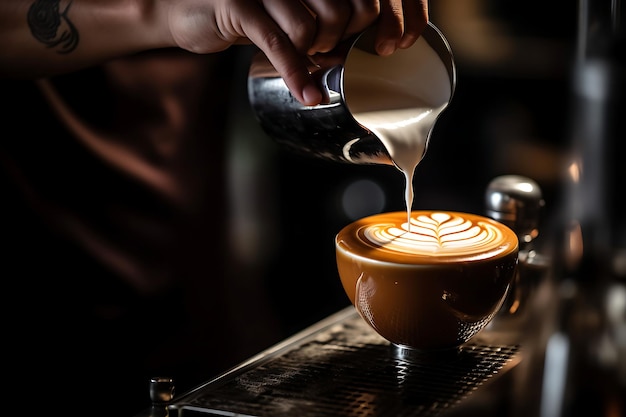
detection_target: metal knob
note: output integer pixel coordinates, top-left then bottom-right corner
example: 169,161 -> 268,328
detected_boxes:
485,175 -> 545,244
485,175 -> 550,329
150,377 -> 174,405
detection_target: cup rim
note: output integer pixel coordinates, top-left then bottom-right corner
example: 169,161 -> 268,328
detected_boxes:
336,210 -> 519,265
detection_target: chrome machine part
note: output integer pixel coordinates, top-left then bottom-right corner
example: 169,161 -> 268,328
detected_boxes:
485,175 -> 545,245
485,175 -> 550,328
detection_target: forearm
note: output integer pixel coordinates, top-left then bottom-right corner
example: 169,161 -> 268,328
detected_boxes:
1,0 -> 429,105
0,0 -> 174,78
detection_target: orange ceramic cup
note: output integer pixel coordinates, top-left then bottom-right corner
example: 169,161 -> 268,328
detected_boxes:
336,210 -> 518,351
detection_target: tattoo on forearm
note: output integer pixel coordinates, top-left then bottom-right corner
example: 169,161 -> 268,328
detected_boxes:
27,0 -> 79,54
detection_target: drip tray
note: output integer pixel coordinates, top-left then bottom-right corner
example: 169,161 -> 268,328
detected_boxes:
169,307 -> 521,417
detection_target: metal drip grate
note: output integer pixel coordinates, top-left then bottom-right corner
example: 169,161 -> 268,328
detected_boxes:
172,307 -> 520,417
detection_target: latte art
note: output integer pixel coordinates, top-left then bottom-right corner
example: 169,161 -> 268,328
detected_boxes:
338,210 -> 518,265
362,212 -> 506,258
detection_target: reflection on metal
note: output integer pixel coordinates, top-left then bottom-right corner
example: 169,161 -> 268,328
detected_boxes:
485,175 -> 545,244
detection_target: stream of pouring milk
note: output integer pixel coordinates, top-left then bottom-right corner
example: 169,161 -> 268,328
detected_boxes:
345,37 -> 451,229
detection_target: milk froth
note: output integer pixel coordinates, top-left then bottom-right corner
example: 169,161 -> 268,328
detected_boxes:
344,35 -> 452,222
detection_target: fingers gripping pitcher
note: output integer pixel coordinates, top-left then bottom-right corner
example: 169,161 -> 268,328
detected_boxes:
247,21 -> 456,174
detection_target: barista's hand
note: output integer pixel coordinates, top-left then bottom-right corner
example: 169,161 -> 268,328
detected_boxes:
168,0 -> 429,106
1,0 -> 427,106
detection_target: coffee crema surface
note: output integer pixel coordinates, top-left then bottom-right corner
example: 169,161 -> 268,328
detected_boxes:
336,210 -> 518,350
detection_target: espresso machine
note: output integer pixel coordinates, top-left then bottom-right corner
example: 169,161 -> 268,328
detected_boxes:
134,1 -> 625,415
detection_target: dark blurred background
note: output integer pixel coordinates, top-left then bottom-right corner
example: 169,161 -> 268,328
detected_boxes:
1,1 -> 595,414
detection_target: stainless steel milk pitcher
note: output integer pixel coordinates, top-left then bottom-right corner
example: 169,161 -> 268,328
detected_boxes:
247,22 -> 456,166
